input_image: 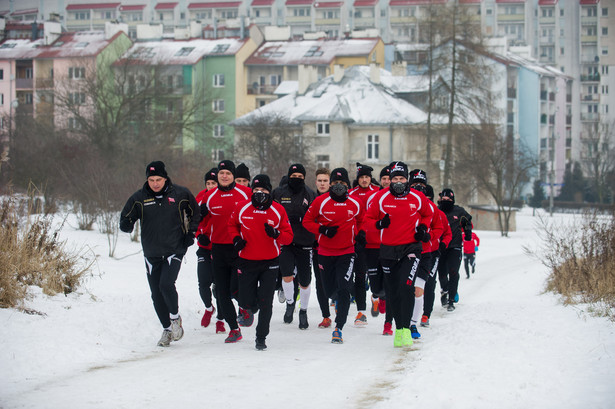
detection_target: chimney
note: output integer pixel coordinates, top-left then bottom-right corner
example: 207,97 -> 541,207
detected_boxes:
298,64 -> 309,95
369,63 -> 380,84
333,64 -> 344,82
391,61 -> 407,77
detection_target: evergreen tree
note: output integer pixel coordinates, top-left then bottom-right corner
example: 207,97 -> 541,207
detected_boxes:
530,180 -> 545,209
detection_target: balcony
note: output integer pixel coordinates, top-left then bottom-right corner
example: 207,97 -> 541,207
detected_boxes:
582,94 -> 599,102
497,13 -> 525,22
581,112 -> 599,121
507,88 -> 516,98
16,78 -> 33,89
390,16 -> 417,24
540,90 -> 548,100
539,36 -> 554,45
286,16 -> 311,24
580,73 -> 600,82
581,16 -> 598,25
315,18 -> 340,25
581,35 -> 597,43
247,84 -> 278,95
539,16 -> 555,24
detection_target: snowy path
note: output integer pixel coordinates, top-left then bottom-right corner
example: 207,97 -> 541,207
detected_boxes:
1,210 -> 615,408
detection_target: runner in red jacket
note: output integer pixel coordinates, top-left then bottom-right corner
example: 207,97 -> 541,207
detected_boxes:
303,167 -> 363,344
364,161 -> 433,348
194,167 -> 225,332
463,230 -> 480,278
349,162 -> 379,327
421,184 -> 452,328
199,160 -> 252,344
229,174 -> 293,351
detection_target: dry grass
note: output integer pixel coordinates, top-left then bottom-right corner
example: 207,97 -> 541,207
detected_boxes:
0,191 -> 94,308
528,210 -> 615,320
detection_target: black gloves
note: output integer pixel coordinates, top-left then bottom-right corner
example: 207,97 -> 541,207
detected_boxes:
183,232 -> 195,248
354,230 -> 366,252
198,234 -> 211,247
438,241 -> 447,254
319,225 -> 338,238
233,236 -> 247,252
288,214 -> 302,224
414,224 -> 430,243
264,223 -> 281,239
200,203 -> 209,218
119,218 -> 133,233
375,214 -> 391,230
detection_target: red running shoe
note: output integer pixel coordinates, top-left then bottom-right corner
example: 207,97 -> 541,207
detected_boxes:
225,328 -> 243,343
378,299 -> 386,314
201,307 -> 215,328
215,320 -> 226,334
382,321 -> 393,336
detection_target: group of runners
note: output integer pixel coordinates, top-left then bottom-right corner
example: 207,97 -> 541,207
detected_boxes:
120,159 -> 478,350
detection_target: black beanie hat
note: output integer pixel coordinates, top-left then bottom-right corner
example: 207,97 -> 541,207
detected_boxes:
218,160 -> 236,176
288,163 -> 306,178
356,162 -> 373,179
409,169 -> 427,185
389,161 -> 409,179
204,167 -> 218,183
330,167 -> 351,186
146,161 -> 168,179
425,184 -> 435,199
251,174 -> 272,192
380,166 -> 391,179
440,188 -> 455,203
236,163 -> 251,181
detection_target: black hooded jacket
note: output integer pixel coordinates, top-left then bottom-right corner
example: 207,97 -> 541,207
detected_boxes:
272,183 -> 316,246
438,202 -> 472,250
120,179 -> 200,257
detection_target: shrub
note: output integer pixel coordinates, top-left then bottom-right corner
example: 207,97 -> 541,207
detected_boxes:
528,210 -> 615,320
0,191 -> 94,309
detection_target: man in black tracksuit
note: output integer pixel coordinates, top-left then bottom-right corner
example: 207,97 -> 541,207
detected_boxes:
272,163 -> 317,329
119,161 -> 200,346
437,188 -> 472,312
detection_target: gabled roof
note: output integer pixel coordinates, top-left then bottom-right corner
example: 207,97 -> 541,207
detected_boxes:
251,0 -> 275,6
11,8 -> 38,16
354,0 -> 378,7
120,5 -> 146,11
0,39 -> 45,60
246,38 -> 380,66
36,31 -> 127,59
314,2 -> 344,8
285,0 -> 314,5
66,3 -> 120,11
114,38 -> 247,66
389,0 -> 446,5
233,65 -> 438,126
538,0 -> 558,5
188,2 -> 242,8
154,2 -> 178,10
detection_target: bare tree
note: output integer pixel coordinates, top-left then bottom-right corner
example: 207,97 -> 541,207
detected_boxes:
234,112 -> 310,180
580,118 -> 615,204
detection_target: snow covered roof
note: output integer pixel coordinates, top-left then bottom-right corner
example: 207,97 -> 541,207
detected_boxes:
274,80 -> 298,95
491,50 -> 571,80
115,38 -> 246,66
233,65 -> 438,127
379,71 -> 431,93
0,31 -> 126,60
245,38 -> 380,66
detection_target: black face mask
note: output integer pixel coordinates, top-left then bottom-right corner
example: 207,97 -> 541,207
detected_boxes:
329,183 -> 348,202
251,191 -> 272,210
412,184 -> 426,194
439,200 -> 454,212
390,182 -> 408,197
288,177 -> 305,193
218,181 -> 236,192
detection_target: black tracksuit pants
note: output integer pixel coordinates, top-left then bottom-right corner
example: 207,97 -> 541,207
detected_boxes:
237,258 -> 278,340
318,253 -> 355,330
438,248 -> 462,306
145,254 -> 183,329
212,243 -> 239,330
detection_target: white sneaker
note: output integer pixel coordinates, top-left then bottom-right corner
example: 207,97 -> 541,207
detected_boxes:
277,289 -> 285,304
157,329 -> 172,347
170,316 -> 184,341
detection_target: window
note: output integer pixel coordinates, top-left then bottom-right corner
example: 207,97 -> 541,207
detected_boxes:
213,99 -> 225,113
603,47 -> 608,56
0,93 -> 3,105
213,74 -> 225,87
212,44 -> 230,53
69,92 -> 85,105
560,9 -> 564,16
602,65 -> 609,75
213,124 -> 225,138
212,149 -> 225,161
69,67 -> 86,79
366,134 -> 379,160
68,117 -> 82,130
270,75 -> 281,86
316,154 -> 330,169
0,69 -> 3,80
603,27 -> 608,36
560,47 -> 564,55
175,47 -> 194,57
602,8 -> 608,16
316,122 -> 330,136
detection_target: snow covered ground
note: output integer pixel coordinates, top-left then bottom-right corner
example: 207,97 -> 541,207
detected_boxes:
1,207 -> 614,409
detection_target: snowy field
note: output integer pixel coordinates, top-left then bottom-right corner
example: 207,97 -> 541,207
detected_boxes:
1,207 -> 614,409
